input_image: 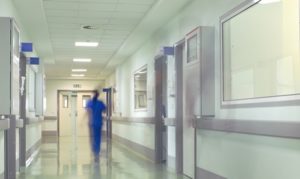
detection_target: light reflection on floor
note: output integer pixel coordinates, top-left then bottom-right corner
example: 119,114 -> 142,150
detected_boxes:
18,136 -> 188,179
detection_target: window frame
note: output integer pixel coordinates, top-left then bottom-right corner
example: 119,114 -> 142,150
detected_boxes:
133,65 -> 148,111
220,0 -> 300,107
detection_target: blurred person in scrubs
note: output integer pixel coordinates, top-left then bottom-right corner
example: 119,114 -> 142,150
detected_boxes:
86,90 -> 106,163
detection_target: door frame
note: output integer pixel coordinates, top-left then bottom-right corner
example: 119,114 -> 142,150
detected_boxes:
154,54 -> 166,163
154,40 -> 186,172
102,87 -> 113,139
174,39 -> 185,174
57,90 -> 94,138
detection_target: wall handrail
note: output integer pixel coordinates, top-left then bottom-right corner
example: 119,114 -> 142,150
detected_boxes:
0,118 -> 10,131
111,116 -> 155,124
44,116 -> 57,120
197,118 -> 300,139
16,119 -> 24,128
26,116 -> 43,125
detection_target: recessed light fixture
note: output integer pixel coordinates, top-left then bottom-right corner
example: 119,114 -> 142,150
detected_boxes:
75,42 -> 98,47
73,58 -> 92,63
259,0 -> 280,4
71,74 -> 85,77
72,69 -> 87,72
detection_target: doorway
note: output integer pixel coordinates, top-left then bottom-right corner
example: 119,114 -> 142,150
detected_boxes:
58,91 -> 93,137
182,29 -> 202,178
154,43 -> 186,172
155,52 -> 179,169
154,55 -> 168,164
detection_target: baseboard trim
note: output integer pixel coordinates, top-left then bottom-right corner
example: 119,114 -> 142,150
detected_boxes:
26,139 -> 41,166
197,167 -> 227,179
112,134 -> 155,161
42,131 -> 57,136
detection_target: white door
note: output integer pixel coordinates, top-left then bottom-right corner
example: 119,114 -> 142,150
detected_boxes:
59,92 -> 72,137
76,92 -> 92,137
70,94 -> 77,137
183,31 -> 201,178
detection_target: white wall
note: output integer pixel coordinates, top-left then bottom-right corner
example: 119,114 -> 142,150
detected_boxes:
110,0 -> 300,178
26,124 -> 42,151
109,47 -> 156,151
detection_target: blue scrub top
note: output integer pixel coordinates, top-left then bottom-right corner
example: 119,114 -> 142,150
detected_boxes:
86,98 -> 106,127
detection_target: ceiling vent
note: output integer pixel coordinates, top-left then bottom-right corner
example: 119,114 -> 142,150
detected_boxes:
81,25 -> 99,30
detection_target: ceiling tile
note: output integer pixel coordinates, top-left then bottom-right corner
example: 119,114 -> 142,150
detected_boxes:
44,1 -> 79,10
45,9 -> 78,18
118,0 -> 155,5
41,0 -> 158,79
116,3 -> 151,13
79,11 -> 113,18
47,17 -> 109,25
113,12 -> 144,19
79,3 -> 116,11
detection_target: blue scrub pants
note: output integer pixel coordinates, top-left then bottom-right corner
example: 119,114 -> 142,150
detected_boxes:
89,125 -> 102,156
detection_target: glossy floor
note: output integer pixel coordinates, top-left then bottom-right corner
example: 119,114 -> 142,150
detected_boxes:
18,136 -> 188,179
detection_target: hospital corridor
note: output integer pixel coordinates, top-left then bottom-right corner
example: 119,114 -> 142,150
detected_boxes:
1,0 -> 300,179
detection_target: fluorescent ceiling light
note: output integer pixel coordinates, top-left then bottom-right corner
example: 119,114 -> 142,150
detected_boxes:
75,42 -> 98,47
72,69 -> 87,72
71,74 -> 85,77
73,58 -> 92,63
259,0 -> 280,4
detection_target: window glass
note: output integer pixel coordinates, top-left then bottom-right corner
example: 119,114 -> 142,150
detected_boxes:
134,66 -> 147,110
28,68 -> 36,112
63,95 -> 68,108
222,0 -> 300,101
82,95 -> 91,108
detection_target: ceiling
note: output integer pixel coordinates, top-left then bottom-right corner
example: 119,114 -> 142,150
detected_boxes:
12,0 -> 192,80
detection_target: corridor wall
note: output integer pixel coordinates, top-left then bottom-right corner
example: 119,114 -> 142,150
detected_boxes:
0,0 -> 43,175
108,56 -> 156,160
109,0 -> 300,178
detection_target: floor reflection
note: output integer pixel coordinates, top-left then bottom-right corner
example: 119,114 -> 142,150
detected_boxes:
18,136 -> 188,179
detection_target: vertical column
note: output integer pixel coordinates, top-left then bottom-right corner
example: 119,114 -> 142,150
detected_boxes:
154,56 -> 164,163
175,42 -> 184,173
19,53 -> 27,170
104,88 -> 112,139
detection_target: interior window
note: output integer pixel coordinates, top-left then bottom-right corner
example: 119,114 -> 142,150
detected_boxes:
134,66 -> 147,110
222,0 -> 300,101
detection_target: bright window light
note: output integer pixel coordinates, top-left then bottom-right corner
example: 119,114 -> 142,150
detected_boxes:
259,0 -> 280,4
72,69 -> 87,72
75,42 -> 99,47
73,58 -> 92,63
71,74 -> 85,77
